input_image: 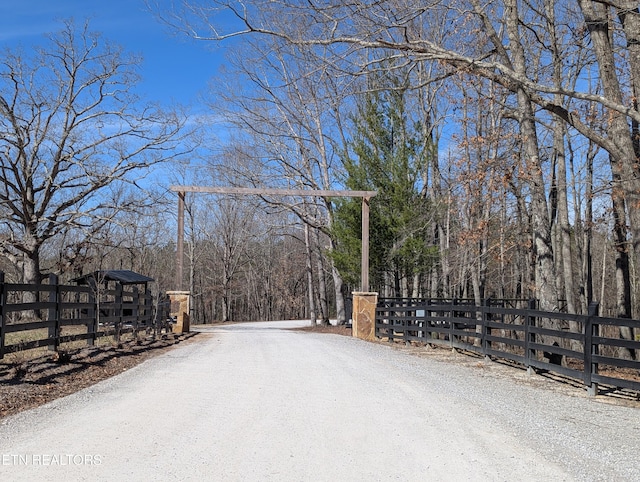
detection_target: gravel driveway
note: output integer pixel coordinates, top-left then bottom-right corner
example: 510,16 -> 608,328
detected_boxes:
0,320 -> 638,481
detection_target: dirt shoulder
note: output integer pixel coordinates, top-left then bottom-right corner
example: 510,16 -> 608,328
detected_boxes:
0,332 -> 201,419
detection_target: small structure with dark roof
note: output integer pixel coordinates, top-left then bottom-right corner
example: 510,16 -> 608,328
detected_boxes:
73,270 -> 154,288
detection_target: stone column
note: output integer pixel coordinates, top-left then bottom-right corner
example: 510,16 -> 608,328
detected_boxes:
351,292 -> 378,341
167,290 -> 191,334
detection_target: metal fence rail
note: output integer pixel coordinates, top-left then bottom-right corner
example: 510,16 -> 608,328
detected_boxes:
376,298 -> 640,396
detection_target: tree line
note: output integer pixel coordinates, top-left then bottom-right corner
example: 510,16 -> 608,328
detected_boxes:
158,0 -> 640,339
4,4 -> 640,338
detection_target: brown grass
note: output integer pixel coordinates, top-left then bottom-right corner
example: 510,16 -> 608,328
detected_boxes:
2,325 -> 148,365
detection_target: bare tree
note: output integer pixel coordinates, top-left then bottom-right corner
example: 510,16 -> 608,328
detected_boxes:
304,223 -> 317,325
162,1 -> 639,286
207,196 -> 260,322
0,19 -> 187,284
205,31 -> 359,321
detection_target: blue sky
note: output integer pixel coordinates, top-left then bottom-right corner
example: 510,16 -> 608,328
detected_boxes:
0,0 -> 223,111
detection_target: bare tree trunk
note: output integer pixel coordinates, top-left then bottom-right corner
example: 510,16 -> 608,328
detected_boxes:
499,192 -> 508,300
579,0 -> 640,299
16,236 -> 42,305
612,170 -> 635,359
553,121 -> 580,350
22,250 -> 41,285
439,195 -> 451,298
221,289 -> 230,323
400,267 -> 409,298
617,6 -> 640,329
505,0 -> 557,312
579,1 -> 639,356
510,183 -> 531,300
412,272 -> 420,299
552,123 -> 577,315
571,137 -> 589,315
331,263 -> 347,324
543,0 -> 577,318
304,224 -> 317,325
617,4 -> 640,160
584,154 -> 594,308
312,227 -> 329,323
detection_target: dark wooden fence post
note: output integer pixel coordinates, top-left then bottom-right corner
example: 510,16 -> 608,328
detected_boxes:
132,286 -> 140,339
404,299 -> 410,345
449,298 -> 456,348
115,283 -> 123,343
525,298 -> 537,375
47,274 -> 60,352
87,289 -> 97,347
0,271 -> 5,360
387,300 -> 394,343
144,287 -> 152,330
482,298 -> 492,360
584,302 -> 600,397
153,294 -> 162,339
418,300 -> 426,342
424,298 -> 430,342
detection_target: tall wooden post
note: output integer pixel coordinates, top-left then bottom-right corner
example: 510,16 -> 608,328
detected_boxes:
176,191 -> 185,291
362,196 -> 371,292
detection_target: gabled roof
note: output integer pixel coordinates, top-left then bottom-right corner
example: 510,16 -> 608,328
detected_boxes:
73,270 -> 154,285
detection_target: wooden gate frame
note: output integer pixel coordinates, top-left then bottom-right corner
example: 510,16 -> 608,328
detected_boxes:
170,186 -> 377,292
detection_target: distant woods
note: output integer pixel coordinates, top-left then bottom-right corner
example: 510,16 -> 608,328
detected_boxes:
157,0 -> 640,327
5,4 -> 640,327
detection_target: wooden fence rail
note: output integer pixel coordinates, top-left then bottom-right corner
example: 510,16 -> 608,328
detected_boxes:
376,298 -> 640,396
0,273 -> 167,360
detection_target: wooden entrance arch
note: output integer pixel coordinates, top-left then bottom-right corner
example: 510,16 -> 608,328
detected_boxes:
170,186 -> 377,292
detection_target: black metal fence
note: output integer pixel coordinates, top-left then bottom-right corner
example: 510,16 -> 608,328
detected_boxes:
376,298 -> 640,396
0,273 -> 170,360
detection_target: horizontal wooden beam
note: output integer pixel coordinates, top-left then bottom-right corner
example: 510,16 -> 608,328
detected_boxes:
169,185 -> 377,198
